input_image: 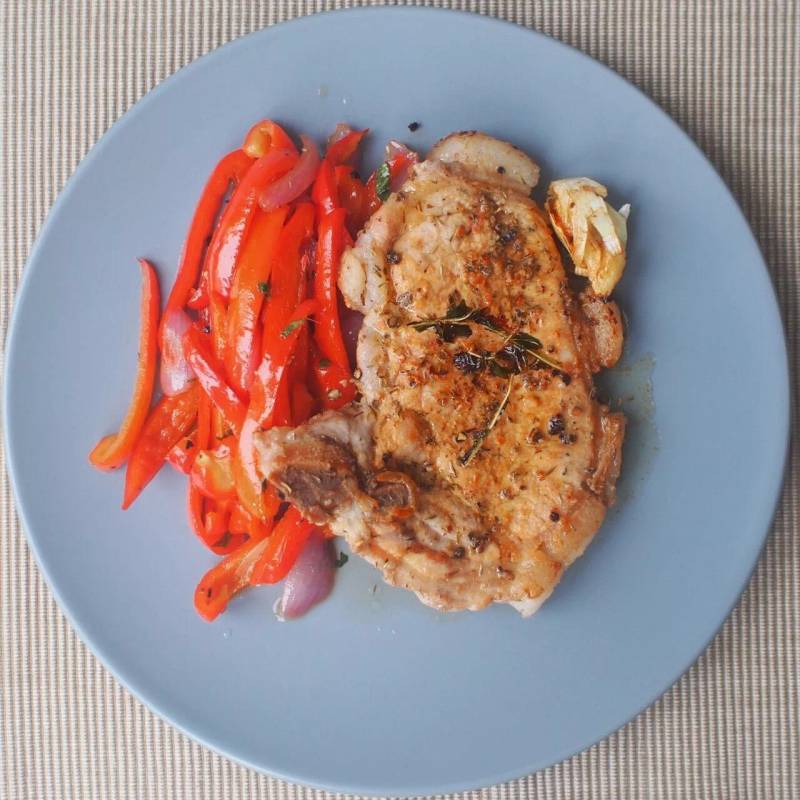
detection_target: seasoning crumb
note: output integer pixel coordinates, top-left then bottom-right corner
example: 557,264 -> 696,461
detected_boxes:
408,121 -> 421,132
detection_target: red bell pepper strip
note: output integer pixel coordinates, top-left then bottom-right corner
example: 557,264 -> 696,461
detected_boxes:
334,165 -> 369,235
290,382 -> 316,424
364,149 -> 419,217
195,391 -> 213,449
208,291 -> 228,364
313,208 -> 350,371
206,148 -> 298,300
272,379 -> 293,427
186,275 -> 209,310
310,353 -> 356,410
287,321 -> 310,387
260,203 -> 315,347
188,483 -> 209,542
229,502 -> 273,542
311,159 -> 338,216
191,437 -> 238,503
89,258 -> 160,471
250,298 -> 319,427
166,432 -> 196,474
325,128 -> 368,166
161,150 -> 252,324
168,391 -> 212,473
237,299 -> 319,506
229,504 -> 251,535
203,507 -> 229,541
225,207 -> 288,395
194,532 -> 275,621
211,407 -> 228,441
243,120 -> 297,158
230,444 -> 269,521
189,486 -> 247,555
121,383 -> 200,509
250,506 -> 314,585
182,326 -> 247,433
205,510 -> 248,555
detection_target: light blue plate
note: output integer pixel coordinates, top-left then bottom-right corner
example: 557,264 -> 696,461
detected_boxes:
4,8 -> 789,795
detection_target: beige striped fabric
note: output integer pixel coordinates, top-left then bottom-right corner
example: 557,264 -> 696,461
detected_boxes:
1,2 -> 798,798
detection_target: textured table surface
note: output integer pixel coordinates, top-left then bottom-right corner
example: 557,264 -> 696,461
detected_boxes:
1,2 -> 798,799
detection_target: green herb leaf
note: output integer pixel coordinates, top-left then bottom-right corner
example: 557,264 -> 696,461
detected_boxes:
258,280 -> 271,296
375,162 -> 392,202
280,318 -> 305,338
437,321 -> 472,342
508,331 -> 542,351
471,311 -> 504,334
334,551 -> 349,568
489,359 -> 513,378
444,299 -> 471,321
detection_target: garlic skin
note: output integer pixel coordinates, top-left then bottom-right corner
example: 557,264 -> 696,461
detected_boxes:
545,178 -> 630,296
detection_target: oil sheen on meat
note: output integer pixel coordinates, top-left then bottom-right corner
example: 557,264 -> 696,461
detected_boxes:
256,132 -> 626,615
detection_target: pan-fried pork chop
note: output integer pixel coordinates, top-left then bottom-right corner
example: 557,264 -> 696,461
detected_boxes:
256,132 -> 626,614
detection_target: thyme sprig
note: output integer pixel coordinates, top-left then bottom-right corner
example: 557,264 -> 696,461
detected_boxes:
408,300 -> 503,342
459,377 -> 514,466
453,331 -> 561,378
408,301 -> 564,466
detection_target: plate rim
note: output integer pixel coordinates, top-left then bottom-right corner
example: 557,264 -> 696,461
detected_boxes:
3,7 -> 791,795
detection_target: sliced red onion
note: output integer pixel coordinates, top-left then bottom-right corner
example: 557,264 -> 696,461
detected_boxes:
259,134 -> 320,212
159,308 -> 195,396
327,123 -> 352,148
275,529 -> 336,620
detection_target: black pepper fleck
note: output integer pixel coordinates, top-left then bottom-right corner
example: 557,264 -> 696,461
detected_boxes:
497,165 -> 506,174
468,532 -> 489,553
550,510 -> 560,522
496,225 -> 517,244
386,250 -> 401,265
408,121 -> 421,132
548,414 -> 565,435
452,546 -> 466,559
185,440 -> 194,450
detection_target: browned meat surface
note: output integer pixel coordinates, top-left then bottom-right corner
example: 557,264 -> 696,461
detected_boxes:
256,133 -> 626,615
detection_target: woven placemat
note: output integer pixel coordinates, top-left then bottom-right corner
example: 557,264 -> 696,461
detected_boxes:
1,2 -> 797,798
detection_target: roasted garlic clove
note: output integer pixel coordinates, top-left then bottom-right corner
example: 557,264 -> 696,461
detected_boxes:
546,178 -> 630,296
